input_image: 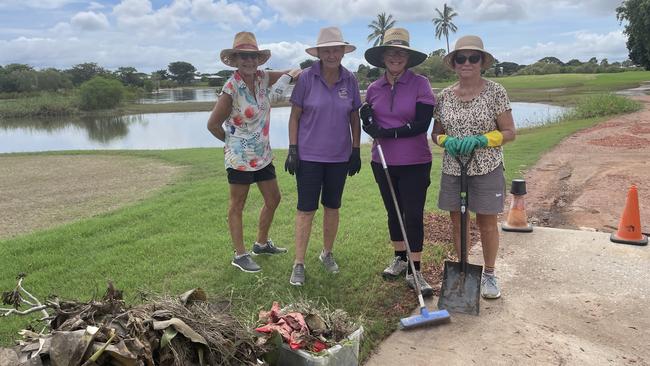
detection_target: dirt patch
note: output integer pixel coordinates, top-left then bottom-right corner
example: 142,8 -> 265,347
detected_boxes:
0,154 -> 182,239
521,95 -> 650,233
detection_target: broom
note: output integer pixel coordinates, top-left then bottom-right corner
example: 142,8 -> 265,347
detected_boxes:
376,145 -> 451,330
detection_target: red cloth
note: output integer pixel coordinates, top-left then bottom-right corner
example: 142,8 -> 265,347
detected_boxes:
255,302 -> 311,350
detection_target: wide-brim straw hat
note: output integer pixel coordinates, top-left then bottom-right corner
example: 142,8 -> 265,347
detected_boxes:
443,35 -> 495,70
305,26 -> 356,57
364,28 -> 428,69
220,31 -> 271,67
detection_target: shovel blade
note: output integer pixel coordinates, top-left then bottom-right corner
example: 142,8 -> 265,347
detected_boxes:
437,260 -> 483,316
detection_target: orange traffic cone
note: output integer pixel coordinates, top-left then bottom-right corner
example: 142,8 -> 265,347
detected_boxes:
502,179 -> 533,232
610,184 -> 648,246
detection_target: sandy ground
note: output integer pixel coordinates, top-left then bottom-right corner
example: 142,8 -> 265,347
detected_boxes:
365,227 -> 650,366
0,155 -> 181,239
524,95 -> 650,234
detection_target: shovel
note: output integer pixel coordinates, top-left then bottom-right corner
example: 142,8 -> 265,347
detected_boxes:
437,153 -> 483,316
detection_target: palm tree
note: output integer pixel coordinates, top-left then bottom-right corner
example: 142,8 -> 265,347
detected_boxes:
367,13 -> 396,46
432,3 -> 458,53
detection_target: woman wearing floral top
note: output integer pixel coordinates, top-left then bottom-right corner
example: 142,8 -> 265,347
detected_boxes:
431,35 -> 516,299
208,31 -> 301,273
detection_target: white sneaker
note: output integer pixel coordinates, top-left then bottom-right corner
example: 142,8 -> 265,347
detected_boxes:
382,256 -> 408,279
481,273 -> 501,299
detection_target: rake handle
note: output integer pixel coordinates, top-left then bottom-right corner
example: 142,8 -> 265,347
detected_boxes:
377,145 -> 425,308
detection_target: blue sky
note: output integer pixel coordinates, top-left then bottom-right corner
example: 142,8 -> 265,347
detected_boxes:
0,0 -> 629,73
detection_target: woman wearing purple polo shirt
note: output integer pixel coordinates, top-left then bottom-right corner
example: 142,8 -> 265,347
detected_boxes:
360,28 -> 436,297
284,27 -> 362,286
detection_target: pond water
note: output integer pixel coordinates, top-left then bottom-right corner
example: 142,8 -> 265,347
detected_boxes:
0,103 -> 567,154
138,88 -> 219,103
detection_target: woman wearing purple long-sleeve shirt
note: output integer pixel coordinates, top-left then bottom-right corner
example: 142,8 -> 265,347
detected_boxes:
360,28 -> 436,297
284,27 -> 362,286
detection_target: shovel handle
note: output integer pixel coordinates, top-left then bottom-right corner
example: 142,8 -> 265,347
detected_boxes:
454,153 -> 475,274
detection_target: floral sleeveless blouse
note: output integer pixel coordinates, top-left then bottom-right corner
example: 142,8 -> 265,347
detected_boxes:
221,70 -> 272,171
433,79 -> 511,176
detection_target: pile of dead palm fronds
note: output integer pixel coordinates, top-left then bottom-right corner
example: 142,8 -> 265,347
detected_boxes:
1,274 -> 266,366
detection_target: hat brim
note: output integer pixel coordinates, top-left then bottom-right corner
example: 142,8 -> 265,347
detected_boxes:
220,49 -> 271,68
364,45 -> 428,69
443,47 -> 495,70
305,43 -> 356,57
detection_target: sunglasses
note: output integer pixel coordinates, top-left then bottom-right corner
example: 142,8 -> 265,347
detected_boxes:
384,50 -> 409,58
454,54 -> 482,65
236,53 -> 259,60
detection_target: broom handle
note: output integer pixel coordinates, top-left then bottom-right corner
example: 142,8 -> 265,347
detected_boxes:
377,145 -> 425,308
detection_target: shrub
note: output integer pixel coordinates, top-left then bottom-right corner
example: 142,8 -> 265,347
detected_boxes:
78,76 -> 124,110
569,94 -> 643,119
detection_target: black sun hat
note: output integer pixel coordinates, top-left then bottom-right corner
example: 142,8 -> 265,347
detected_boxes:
364,28 -> 428,69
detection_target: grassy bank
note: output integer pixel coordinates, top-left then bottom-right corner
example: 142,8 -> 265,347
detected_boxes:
432,70 -> 650,105
1,93 -> 639,360
3,72 -> 648,119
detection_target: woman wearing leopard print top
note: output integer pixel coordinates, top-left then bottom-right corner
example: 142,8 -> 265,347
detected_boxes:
431,35 -> 516,300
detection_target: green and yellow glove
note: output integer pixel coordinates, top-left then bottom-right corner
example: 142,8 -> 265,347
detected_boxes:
458,130 -> 504,155
437,135 -> 461,157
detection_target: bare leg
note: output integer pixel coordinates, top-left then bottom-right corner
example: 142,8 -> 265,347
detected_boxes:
476,213 -> 499,269
323,207 -> 339,254
229,184 -> 250,256
255,179 -> 281,244
294,210 -> 316,264
449,211 -> 471,262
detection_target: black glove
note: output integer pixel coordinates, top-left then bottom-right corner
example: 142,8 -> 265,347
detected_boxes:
362,122 -> 390,138
285,144 -> 299,175
347,147 -> 361,176
359,103 -> 373,126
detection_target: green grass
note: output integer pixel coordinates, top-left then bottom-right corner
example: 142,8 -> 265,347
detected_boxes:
0,93 -> 76,118
0,93 -> 641,360
431,71 -> 650,105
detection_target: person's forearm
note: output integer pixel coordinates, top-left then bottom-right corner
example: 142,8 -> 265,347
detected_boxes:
350,111 -> 361,147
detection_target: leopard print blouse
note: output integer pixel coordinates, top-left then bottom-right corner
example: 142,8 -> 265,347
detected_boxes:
433,79 -> 511,176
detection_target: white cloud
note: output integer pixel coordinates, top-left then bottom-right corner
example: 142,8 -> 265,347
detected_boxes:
113,0 -> 192,36
71,11 -> 110,31
0,0 -> 76,9
502,30 -> 628,64
190,0 -> 262,27
267,0 -> 621,24
256,15 -> 278,31
261,41 -> 311,69
88,1 -> 105,10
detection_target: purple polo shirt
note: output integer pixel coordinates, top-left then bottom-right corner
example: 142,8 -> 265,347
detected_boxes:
366,70 -> 435,166
290,61 -> 362,163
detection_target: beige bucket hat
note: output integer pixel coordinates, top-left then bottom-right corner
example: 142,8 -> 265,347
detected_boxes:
220,31 -> 271,67
305,26 -> 356,57
443,35 -> 495,70
364,28 -> 428,69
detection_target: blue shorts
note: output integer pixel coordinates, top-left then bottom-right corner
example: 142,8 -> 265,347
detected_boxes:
296,161 -> 348,211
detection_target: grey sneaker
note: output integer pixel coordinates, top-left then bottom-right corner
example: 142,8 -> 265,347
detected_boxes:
231,253 -> 261,273
481,273 -> 501,299
319,250 -> 339,273
252,240 -> 288,255
382,256 -> 409,279
405,271 -> 434,297
289,263 -> 305,286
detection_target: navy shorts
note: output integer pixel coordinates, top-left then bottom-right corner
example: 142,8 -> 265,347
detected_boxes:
296,161 -> 348,211
227,163 -> 276,185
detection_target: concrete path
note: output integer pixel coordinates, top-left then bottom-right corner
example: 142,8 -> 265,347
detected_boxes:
364,227 -> 649,366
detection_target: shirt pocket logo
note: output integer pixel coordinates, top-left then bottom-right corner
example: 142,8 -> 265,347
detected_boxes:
338,87 -> 348,99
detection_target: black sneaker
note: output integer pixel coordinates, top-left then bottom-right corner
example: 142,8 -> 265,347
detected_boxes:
231,253 -> 261,273
252,239 -> 288,255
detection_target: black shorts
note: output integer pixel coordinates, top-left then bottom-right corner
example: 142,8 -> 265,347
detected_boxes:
227,163 -> 276,185
296,161 -> 348,211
